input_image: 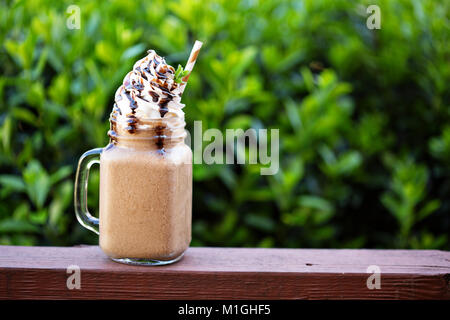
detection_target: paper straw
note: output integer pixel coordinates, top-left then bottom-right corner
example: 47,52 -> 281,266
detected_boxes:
179,40 -> 203,95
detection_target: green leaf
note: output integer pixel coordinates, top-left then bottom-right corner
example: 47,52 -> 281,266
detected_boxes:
0,219 -> 39,233
244,213 -> 275,232
22,160 -> 50,209
0,175 -> 26,192
11,107 -> 38,125
174,64 -> 189,83
417,200 -> 440,222
120,43 -> 146,61
230,46 -> 257,79
13,203 -> 30,220
29,209 -> 48,225
49,165 -> 72,185
49,181 -> 73,227
298,196 -> 334,214
1,116 -> 12,152
301,67 -> 315,92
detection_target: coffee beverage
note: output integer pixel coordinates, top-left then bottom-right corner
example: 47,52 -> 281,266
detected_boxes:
74,49 -> 193,265
99,125 -> 192,262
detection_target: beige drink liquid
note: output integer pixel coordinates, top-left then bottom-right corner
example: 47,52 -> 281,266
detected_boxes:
99,131 -> 192,261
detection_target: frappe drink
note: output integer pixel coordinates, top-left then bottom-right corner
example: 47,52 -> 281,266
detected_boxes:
75,42 -> 202,265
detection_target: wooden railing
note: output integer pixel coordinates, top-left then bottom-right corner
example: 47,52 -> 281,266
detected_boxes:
0,245 -> 448,299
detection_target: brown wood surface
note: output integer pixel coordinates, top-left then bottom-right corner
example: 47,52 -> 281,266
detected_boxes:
0,245 -> 448,300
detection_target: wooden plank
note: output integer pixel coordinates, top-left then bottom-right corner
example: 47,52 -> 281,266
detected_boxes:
0,245 -> 448,299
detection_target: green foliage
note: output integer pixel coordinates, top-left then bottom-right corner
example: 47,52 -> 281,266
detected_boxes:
381,156 -> 441,246
0,0 -> 448,249
174,65 -> 190,83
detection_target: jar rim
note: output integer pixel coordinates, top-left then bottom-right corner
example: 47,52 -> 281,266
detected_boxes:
109,117 -> 186,140
108,130 -> 187,141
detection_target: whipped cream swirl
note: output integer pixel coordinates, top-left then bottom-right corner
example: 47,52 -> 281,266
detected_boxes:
109,50 -> 185,137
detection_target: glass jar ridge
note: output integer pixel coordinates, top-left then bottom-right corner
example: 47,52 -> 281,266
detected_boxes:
108,117 -> 187,151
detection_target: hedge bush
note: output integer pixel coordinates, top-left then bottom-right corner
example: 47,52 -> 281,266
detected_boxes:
0,0 -> 449,248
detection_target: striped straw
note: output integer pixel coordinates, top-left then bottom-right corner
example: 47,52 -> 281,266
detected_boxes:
179,40 -> 203,95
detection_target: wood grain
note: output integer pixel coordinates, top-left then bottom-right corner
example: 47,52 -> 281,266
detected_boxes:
0,245 -> 448,299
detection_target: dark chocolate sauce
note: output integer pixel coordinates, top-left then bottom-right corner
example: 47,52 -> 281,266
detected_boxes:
124,91 -> 138,133
158,98 -> 170,117
149,91 -> 159,102
132,80 -> 144,91
154,123 -> 167,154
108,103 -> 121,143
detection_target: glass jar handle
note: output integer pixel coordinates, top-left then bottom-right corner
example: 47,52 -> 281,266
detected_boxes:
74,148 -> 102,235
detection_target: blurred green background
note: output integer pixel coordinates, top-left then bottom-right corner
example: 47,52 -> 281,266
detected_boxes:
0,0 -> 449,249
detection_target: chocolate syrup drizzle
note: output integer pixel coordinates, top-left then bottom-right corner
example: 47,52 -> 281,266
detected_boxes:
108,50 -> 180,151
